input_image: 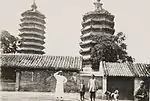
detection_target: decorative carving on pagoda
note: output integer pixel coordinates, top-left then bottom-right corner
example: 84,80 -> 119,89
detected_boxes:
18,1 -> 46,54
80,0 -> 115,67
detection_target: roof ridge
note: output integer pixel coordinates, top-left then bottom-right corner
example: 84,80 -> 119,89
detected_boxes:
1,54 -> 82,58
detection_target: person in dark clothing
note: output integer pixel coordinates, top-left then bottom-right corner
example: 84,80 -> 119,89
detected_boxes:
79,80 -> 85,101
134,81 -> 148,101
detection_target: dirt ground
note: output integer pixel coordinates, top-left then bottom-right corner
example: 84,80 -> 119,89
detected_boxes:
0,91 -> 133,101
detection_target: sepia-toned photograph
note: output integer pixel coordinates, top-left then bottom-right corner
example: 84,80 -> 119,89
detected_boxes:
0,0 -> 150,101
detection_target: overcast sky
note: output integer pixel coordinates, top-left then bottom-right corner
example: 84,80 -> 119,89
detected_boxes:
0,0 -> 150,63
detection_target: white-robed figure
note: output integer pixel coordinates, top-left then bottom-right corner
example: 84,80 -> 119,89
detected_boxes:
54,71 -> 67,99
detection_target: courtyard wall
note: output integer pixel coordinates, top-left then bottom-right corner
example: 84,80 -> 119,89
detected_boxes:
19,70 -> 79,92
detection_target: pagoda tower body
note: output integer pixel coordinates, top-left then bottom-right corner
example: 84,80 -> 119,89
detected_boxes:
80,0 -> 115,69
18,2 -> 46,54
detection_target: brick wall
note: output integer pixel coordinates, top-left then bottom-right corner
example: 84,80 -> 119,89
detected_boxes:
1,81 -> 15,91
20,70 -> 79,92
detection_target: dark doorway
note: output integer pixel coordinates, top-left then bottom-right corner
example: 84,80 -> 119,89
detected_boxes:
1,67 -> 16,91
107,76 -> 134,100
142,77 -> 150,101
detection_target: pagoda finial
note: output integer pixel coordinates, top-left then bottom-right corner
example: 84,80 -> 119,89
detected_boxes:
93,0 -> 103,11
31,0 -> 37,10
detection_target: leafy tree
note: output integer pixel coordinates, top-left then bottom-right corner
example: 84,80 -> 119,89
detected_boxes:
91,32 -> 134,70
0,30 -> 19,53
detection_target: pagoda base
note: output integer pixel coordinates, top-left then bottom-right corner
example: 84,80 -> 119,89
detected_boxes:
82,64 -> 92,72
80,62 -> 104,76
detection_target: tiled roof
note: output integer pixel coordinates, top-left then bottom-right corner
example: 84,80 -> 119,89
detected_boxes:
103,62 -> 150,77
1,54 -> 82,71
103,62 -> 134,77
133,63 -> 150,77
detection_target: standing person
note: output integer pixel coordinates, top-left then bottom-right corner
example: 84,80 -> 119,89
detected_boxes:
134,81 -> 148,101
79,80 -> 86,101
88,74 -> 97,101
54,71 -> 67,100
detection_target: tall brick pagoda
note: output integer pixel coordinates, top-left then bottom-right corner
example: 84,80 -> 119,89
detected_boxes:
18,1 -> 46,54
80,0 -> 115,69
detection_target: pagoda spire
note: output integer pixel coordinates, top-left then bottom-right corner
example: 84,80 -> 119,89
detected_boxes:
93,0 -> 103,11
31,0 -> 37,10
